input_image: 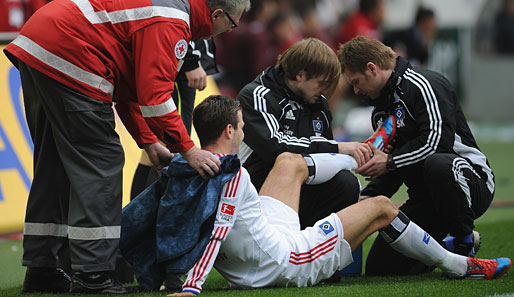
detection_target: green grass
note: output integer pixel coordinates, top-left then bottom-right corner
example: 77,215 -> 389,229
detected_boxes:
1,140 -> 513,296
2,208 -> 513,297
479,141 -> 514,201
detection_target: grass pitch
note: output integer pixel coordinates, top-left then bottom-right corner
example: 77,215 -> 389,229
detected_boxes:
1,141 -> 513,297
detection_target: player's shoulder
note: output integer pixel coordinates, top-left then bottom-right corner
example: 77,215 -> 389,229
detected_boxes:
220,166 -> 249,199
217,156 -> 249,184
236,167 -> 252,188
239,166 -> 250,178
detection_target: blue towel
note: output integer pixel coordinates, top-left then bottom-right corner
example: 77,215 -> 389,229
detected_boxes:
120,154 -> 240,290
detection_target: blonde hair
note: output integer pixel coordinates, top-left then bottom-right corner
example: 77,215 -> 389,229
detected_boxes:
275,38 -> 341,91
338,36 -> 397,73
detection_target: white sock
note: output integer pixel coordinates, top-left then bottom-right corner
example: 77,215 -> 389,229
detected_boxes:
388,221 -> 468,276
304,153 -> 358,185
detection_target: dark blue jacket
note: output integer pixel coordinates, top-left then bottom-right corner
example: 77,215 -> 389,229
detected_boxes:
120,154 -> 240,290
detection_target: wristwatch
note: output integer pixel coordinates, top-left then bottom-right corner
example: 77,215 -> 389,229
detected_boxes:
386,154 -> 397,171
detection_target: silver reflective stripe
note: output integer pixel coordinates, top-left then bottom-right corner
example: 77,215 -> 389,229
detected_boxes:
140,97 -> 177,117
12,35 -> 114,96
24,222 -> 68,237
177,59 -> 184,72
70,0 -> 190,27
68,226 -> 120,240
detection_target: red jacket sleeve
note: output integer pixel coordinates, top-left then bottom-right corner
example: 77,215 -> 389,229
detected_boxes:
115,102 -> 158,147
131,21 -> 194,152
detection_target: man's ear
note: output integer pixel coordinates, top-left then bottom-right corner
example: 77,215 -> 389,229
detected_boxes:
296,70 -> 306,82
223,124 -> 234,139
367,62 -> 377,75
211,8 -> 223,21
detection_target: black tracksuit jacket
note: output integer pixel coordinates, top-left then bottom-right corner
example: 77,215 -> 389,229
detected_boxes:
361,57 -> 495,197
237,66 -> 339,189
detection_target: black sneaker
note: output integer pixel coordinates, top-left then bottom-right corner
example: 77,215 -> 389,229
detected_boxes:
160,272 -> 184,291
441,230 -> 481,257
21,267 -> 71,293
70,271 -> 137,294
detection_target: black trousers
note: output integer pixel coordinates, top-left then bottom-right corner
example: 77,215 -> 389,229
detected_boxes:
299,170 -> 360,229
171,75 -> 196,135
19,62 -> 124,272
251,167 -> 360,230
366,153 -> 493,275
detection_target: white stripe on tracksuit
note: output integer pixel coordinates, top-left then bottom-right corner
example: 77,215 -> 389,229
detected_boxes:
252,85 -> 337,148
394,68 -> 442,167
452,157 -> 481,208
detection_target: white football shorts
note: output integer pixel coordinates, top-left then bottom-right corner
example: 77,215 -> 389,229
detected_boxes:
259,196 -> 354,287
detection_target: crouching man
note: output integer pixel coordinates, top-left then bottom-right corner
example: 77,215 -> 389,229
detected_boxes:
169,95 -> 511,296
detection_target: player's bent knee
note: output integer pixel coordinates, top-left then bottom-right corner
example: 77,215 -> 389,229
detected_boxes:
372,196 -> 398,226
275,152 -> 305,172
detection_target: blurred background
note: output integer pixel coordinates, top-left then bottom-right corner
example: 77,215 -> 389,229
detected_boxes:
1,0 -> 514,234
213,0 -> 514,142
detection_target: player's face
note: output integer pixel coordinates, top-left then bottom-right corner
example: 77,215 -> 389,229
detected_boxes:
294,75 -> 327,104
344,68 -> 383,100
231,110 -> 244,154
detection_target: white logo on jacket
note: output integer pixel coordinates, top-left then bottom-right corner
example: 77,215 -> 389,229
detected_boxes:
285,110 -> 295,120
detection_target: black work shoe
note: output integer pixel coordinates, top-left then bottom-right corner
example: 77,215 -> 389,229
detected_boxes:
21,267 -> 71,293
70,271 -> 137,294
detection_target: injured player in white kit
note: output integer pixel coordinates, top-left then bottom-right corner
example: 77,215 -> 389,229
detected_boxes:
168,95 -> 511,296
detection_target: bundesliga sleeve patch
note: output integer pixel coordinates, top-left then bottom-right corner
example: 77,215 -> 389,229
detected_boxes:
174,39 -> 188,59
219,203 -> 236,222
221,203 -> 235,215
319,221 -> 334,235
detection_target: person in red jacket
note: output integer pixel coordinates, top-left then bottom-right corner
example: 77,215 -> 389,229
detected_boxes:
3,0 -> 250,294
337,0 -> 385,44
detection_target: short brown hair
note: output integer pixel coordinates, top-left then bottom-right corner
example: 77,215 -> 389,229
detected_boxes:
193,95 -> 242,147
338,36 -> 397,73
275,38 -> 341,91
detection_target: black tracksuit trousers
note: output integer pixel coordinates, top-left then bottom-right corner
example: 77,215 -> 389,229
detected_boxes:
366,153 -> 493,275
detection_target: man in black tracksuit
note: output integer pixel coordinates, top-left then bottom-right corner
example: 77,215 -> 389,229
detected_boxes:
339,36 -> 494,275
238,38 -> 372,229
